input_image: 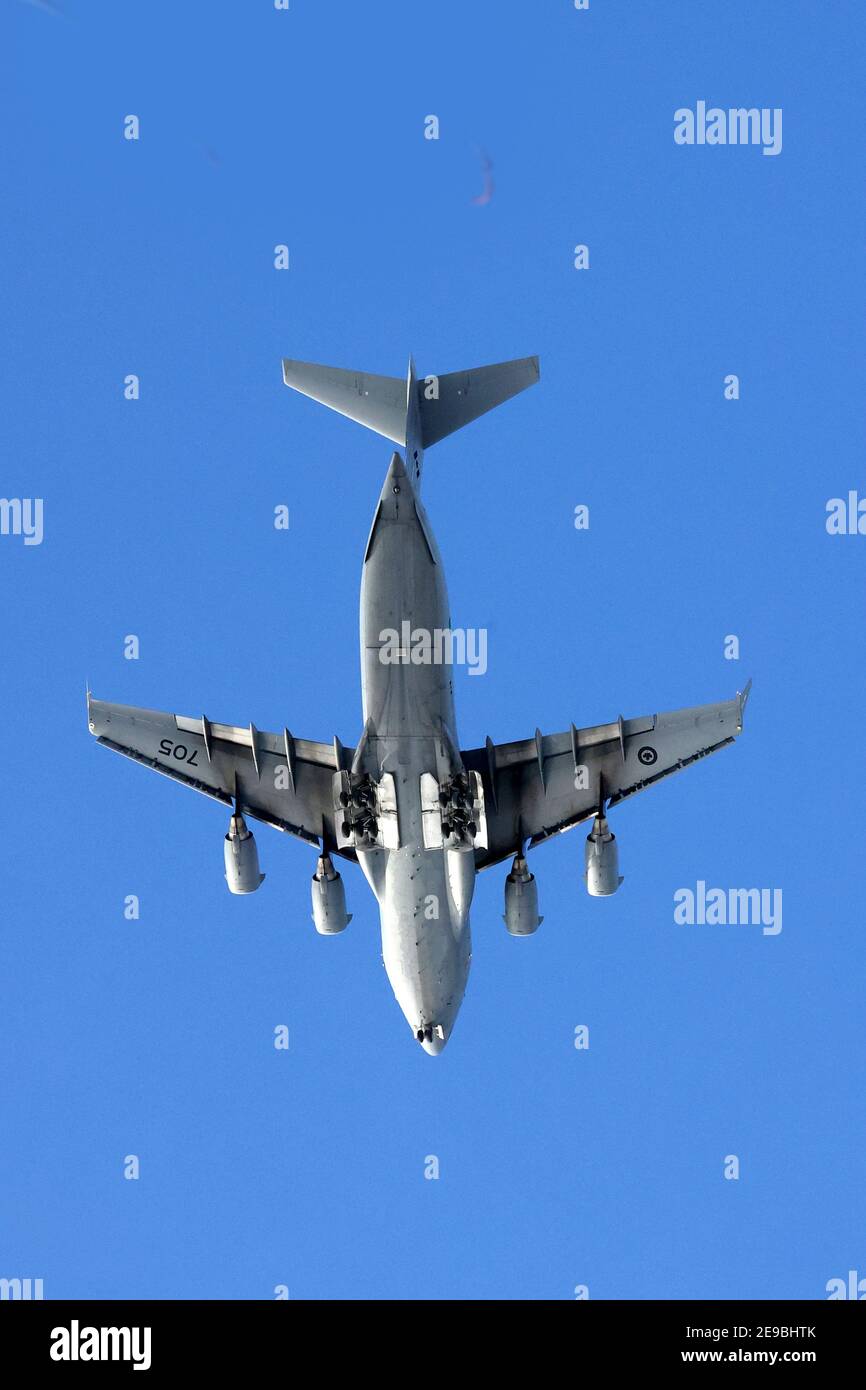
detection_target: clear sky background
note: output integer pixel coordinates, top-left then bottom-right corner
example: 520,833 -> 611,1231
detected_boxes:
2,0 -> 864,1301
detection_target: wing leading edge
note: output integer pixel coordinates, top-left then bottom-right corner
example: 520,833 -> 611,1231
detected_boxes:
463,682 -> 752,870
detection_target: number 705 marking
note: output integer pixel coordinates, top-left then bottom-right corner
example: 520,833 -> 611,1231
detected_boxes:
159,738 -> 199,767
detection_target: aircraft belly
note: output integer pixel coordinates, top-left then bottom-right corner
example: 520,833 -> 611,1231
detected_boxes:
357,451 -> 471,1047
359,727 -> 472,1044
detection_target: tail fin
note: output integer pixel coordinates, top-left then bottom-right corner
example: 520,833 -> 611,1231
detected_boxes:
281,355 -> 539,448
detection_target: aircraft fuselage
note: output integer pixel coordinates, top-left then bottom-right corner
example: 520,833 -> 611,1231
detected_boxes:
356,444 -> 472,1054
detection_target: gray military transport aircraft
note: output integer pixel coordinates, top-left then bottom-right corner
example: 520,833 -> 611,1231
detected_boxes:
87,353 -> 751,1054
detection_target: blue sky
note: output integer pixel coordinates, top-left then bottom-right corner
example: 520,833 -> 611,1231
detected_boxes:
2,0 -> 864,1300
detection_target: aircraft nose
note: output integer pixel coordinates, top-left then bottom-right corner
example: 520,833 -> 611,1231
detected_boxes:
416,1024 -> 448,1056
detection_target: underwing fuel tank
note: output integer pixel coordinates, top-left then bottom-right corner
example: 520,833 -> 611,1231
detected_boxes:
311,854 -> 353,934
224,812 -> 265,894
584,815 -> 623,897
503,855 -> 543,936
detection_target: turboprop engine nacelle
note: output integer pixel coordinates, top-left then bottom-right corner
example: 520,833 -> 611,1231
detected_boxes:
584,815 -> 623,897
224,812 -> 265,894
311,854 -> 352,935
503,855 -> 543,936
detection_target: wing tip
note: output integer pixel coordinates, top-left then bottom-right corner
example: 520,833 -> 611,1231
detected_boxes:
736,677 -> 753,732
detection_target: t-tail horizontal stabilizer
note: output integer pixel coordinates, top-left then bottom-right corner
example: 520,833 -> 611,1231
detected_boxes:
418,356 -> 539,446
281,354 -> 539,448
281,359 -> 409,444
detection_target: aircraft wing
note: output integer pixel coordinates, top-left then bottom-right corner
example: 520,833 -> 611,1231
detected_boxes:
463,683 -> 751,870
87,696 -> 354,855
